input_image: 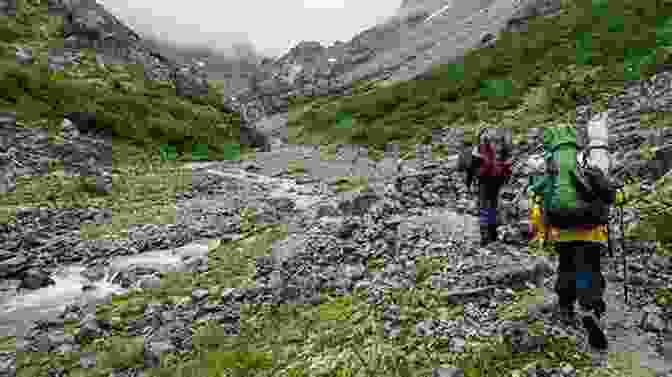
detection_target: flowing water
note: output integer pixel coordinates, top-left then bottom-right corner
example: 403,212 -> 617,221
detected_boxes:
0,165 -> 328,339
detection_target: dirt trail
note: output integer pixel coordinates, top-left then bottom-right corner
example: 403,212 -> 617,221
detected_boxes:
598,265 -> 672,375
539,253 -> 672,375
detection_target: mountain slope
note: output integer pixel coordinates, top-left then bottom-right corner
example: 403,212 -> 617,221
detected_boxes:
0,0 -> 255,242
285,0 -> 672,156
0,0 -> 244,161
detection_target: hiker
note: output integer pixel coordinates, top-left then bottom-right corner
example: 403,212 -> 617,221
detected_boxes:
473,127 -> 513,246
457,138 -> 479,194
532,116 -> 616,351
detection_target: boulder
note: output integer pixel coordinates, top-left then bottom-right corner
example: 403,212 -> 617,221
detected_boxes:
64,112 -> 99,134
499,320 -> 546,353
61,0 -> 139,53
48,47 -> 83,72
653,144 -> 672,181
505,0 -> 563,33
19,268 -> 55,290
15,46 -> 34,65
0,254 -> 28,278
173,65 -> 209,98
478,32 -> 498,49
239,123 -> 271,151
0,147 -> 17,193
337,189 -> 381,217
0,0 -> 16,16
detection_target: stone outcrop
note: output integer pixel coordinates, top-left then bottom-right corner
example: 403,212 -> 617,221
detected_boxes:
173,64 -> 210,98
37,0 -> 206,96
0,0 -> 16,16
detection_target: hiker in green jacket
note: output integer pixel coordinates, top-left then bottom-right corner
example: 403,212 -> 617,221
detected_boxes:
539,116 -> 615,351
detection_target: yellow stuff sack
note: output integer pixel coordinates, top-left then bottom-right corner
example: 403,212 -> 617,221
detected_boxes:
530,194 -> 546,242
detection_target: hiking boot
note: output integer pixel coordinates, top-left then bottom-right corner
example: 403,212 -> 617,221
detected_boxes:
581,311 -> 608,350
480,229 -> 492,246
488,224 -> 498,243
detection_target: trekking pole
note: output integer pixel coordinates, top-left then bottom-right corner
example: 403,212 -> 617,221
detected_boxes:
619,190 -> 628,305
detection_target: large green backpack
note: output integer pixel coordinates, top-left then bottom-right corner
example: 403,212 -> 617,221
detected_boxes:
542,126 -> 617,229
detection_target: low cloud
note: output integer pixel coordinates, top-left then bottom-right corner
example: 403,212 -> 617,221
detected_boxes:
98,0 -> 403,59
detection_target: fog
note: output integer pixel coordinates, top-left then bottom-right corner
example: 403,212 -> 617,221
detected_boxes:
97,0 -> 404,59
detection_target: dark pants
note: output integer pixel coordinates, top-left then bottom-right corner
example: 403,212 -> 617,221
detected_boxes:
554,241 -> 607,317
478,176 -> 505,244
465,169 -> 474,191
463,151 -> 479,192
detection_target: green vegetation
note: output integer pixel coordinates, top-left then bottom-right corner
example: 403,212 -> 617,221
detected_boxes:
0,0 -> 245,160
618,175 -> 672,256
0,0 -> 255,238
287,0 -> 672,158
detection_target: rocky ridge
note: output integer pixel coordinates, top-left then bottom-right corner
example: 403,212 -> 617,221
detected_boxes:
7,0 -> 210,99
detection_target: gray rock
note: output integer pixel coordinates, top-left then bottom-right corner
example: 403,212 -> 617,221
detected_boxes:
641,311 -> 668,333
0,255 -> 28,278
337,190 -> 381,217
48,48 -> 83,72
19,268 -> 55,290
15,46 -> 34,65
137,276 -> 162,290
191,288 -> 209,302
77,314 -> 106,343
111,266 -> 161,289
63,112 -> 99,134
173,65 -> 209,98
240,123 -> 271,151
433,366 -> 465,377
0,352 -> 16,377
442,285 -> 497,305
0,0 -> 16,16
143,339 -> 175,369
415,320 -> 436,337
81,265 -> 106,282
47,330 -> 76,352
79,352 -> 97,369
450,337 -> 467,353
500,320 -> 545,353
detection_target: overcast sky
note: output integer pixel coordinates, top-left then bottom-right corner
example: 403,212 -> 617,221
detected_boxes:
97,0 -> 403,58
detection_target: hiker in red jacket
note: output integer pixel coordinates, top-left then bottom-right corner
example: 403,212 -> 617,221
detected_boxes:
474,128 -> 513,246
